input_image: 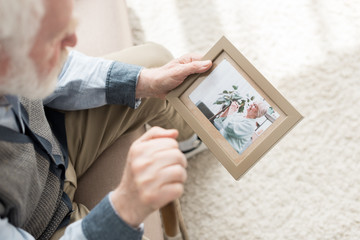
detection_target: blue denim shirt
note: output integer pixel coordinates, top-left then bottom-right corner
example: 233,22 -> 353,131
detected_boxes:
0,50 -> 144,240
44,50 -> 142,110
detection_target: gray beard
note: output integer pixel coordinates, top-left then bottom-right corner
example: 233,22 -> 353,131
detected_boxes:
1,52 -> 61,100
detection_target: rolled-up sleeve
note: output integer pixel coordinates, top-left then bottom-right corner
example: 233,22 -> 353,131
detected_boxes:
44,51 -> 142,110
106,61 -> 142,108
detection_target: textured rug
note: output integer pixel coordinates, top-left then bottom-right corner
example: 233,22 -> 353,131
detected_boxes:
127,0 -> 360,239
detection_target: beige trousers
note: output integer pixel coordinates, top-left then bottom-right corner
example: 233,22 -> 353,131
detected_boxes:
50,43 -> 193,240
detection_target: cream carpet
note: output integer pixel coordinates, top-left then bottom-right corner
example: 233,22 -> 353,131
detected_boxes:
127,0 -> 360,239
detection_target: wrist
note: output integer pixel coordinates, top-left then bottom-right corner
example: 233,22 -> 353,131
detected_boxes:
136,68 -> 153,99
110,188 -> 144,228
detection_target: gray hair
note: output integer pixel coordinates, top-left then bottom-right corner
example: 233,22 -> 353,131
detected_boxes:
0,0 -> 45,96
256,102 -> 268,118
0,0 -> 44,48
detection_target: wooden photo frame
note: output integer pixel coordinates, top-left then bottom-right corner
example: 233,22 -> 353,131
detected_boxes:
166,36 -> 303,180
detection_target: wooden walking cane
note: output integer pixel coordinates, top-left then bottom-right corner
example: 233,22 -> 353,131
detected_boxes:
160,199 -> 189,240
160,201 -> 179,238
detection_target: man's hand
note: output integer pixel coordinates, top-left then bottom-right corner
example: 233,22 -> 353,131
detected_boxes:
110,127 -> 187,227
136,54 -> 212,99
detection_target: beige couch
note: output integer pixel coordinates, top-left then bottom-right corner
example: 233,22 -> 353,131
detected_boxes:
72,1 -> 163,239
73,0 -> 132,56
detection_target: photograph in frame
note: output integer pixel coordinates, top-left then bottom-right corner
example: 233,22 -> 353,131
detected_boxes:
189,59 -> 280,156
166,36 -> 303,180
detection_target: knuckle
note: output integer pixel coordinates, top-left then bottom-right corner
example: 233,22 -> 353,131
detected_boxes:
134,175 -> 145,186
130,160 -> 143,174
166,165 -> 186,182
134,177 -> 144,188
140,191 -> 156,205
131,158 -> 152,176
135,173 -> 154,186
175,167 -> 187,182
173,165 -> 185,180
128,144 -> 142,158
168,138 -> 179,148
174,150 -> 187,167
173,184 -> 184,197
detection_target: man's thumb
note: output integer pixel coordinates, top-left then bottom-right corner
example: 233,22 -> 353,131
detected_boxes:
188,60 -> 212,74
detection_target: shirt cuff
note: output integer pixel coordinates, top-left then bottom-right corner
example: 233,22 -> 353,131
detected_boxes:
82,194 -> 143,240
108,191 -> 144,232
106,61 -> 142,108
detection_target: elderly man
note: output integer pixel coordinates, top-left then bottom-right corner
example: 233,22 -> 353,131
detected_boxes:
0,0 -> 212,239
214,102 -> 268,154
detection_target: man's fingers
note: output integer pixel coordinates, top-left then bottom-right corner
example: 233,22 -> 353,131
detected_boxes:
130,144 -> 185,176
180,60 -> 212,77
158,183 -> 185,206
137,126 -> 179,143
176,53 -> 204,63
148,148 -> 187,169
158,164 -> 187,184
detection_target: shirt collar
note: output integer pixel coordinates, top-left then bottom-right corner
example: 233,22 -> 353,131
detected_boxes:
0,95 -> 24,133
0,95 -> 11,108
